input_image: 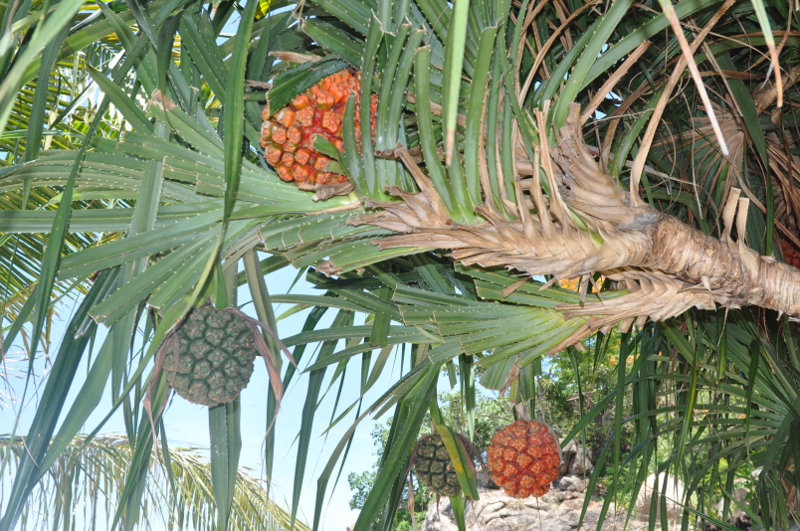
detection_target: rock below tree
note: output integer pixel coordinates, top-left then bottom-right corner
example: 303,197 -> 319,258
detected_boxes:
559,440 -> 594,476
634,473 -> 686,521
423,478 -> 649,531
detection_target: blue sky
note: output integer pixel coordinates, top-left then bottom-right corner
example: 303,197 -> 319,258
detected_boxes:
0,263 -> 404,530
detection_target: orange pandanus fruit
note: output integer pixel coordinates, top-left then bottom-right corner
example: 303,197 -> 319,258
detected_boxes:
487,419 -> 561,498
260,70 -> 377,188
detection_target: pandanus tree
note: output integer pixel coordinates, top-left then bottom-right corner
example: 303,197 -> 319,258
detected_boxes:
2,0 -> 800,529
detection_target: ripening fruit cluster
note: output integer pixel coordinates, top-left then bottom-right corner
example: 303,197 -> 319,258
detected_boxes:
487,419 -> 560,498
260,70 -> 377,186
163,306 -> 257,408
412,419 -> 561,499
413,434 -> 464,497
779,239 -> 800,268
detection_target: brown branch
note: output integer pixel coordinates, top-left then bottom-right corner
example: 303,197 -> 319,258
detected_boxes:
353,104 -> 800,348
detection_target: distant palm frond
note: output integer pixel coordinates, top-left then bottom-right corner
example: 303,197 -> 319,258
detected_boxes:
0,434 -> 307,531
